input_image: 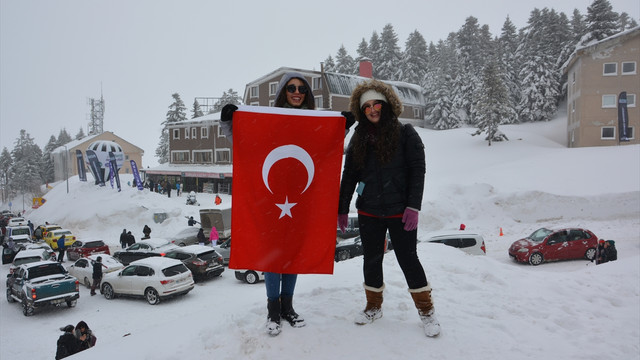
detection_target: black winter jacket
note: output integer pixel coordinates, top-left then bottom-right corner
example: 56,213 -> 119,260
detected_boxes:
338,124 -> 425,217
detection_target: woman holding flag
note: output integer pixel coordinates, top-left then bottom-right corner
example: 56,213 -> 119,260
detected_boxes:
221,72 -> 354,336
337,79 -> 441,337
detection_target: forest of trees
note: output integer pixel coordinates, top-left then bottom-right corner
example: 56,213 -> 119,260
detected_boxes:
322,0 -> 636,140
1,0 -> 636,203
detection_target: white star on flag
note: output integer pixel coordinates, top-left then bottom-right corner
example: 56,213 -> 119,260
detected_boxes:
276,196 -> 297,219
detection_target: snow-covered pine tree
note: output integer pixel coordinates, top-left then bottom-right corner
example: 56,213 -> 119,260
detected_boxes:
497,16 -> 521,124
191,99 -> 204,119
213,89 -> 242,113
570,9 -> 588,42
356,38 -> 369,62
156,93 -> 187,164
617,12 -> 638,31
75,127 -> 86,140
399,30 -> 428,85
429,74 -> 460,129
334,45 -> 356,75
377,24 -> 402,80
10,130 -> 43,194
41,136 -> 58,184
56,128 -> 72,148
584,0 -> 619,44
368,31 -> 381,78
472,61 -> 511,145
0,147 -> 13,202
323,55 -> 335,72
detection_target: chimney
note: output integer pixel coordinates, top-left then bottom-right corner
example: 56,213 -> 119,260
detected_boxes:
359,58 -> 373,78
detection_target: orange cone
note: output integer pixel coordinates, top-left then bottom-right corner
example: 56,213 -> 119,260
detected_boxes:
499,227 -> 504,236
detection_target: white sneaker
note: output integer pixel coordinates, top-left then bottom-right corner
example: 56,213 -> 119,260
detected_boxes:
420,311 -> 441,337
354,308 -> 382,325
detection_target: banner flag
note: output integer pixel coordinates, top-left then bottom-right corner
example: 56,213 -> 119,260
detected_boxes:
228,106 -> 345,274
108,159 -> 115,188
130,160 -> 144,190
109,152 -> 122,192
75,150 -> 87,182
86,150 -> 105,186
618,91 -> 630,142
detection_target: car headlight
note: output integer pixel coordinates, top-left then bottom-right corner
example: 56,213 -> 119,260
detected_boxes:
517,248 -> 529,253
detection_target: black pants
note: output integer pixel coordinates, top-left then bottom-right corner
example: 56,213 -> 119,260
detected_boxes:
358,214 -> 428,289
58,249 -> 65,262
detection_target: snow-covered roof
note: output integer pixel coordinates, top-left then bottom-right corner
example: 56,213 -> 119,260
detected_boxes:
141,163 -> 232,176
562,26 -> 640,72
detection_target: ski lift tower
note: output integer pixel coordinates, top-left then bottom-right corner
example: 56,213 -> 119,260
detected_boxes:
88,91 -> 105,135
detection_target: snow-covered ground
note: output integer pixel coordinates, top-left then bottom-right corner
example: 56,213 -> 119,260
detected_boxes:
1,116 -> 639,360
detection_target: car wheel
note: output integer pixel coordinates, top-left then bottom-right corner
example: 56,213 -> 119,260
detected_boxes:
529,252 -> 544,266
337,250 -> 350,262
585,247 -> 596,260
84,277 -> 91,288
6,288 -> 15,303
244,271 -> 259,284
179,242 -> 186,247
145,288 -> 160,305
22,299 -> 34,316
66,299 -> 77,308
102,283 -> 115,300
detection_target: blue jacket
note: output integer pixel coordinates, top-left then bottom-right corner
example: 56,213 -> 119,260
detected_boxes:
57,236 -> 66,250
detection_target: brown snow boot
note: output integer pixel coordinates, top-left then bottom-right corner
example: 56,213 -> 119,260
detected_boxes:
409,285 -> 441,337
355,283 -> 384,325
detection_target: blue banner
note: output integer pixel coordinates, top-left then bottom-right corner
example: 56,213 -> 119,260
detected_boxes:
130,160 -> 144,190
108,159 -> 115,188
86,149 -> 105,186
109,152 -> 121,192
75,150 -> 87,182
618,91 -> 630,142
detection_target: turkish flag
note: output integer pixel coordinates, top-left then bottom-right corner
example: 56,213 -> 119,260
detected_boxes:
229,106 -> 345,274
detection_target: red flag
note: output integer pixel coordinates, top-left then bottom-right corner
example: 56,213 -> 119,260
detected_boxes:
229,106 -> 345,274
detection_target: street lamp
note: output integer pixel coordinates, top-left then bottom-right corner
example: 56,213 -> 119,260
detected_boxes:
63,145 -> 69,194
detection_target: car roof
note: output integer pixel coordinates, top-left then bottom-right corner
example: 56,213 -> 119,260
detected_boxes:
14,249 -> 48,258
51,229 -> 73,234
139,238 -> 172,247
424,230 -> 483,239
20,260 -> 60,269
129,257 -> 183,269
170,245 -> 216,254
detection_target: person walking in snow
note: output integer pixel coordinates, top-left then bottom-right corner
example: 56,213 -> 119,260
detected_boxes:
176,182 -> 181,197
221,71 -> 354,336
57,235 -> 67,262
90,256 -> 106,296
337,79 -> 440,337
167,181 -> 172,198
126,231 -> 135,247
119,229 -> 128,249
209,226 -> 219,245
142,225 -> 151,239
56,325 -> 80,359
197,228 -> 206,246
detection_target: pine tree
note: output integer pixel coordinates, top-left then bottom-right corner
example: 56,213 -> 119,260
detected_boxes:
497,16 -> 521,124
377,24 -> 402,80
156,93 -> 187,164
356,38 -> 369,60
75,127 -> 86,140
334,45 -> 356,75
213,89 -> 242,113
584,0 -> 619,43
399,30 -> 428,85
472,61 -> 511,145
0,147 -> 13,202
368,31 -> 381,78
57,128 -> 73,147
191,99 -> 204,119
41,136 -> 58,184
10,130 -> 43,193
618,12 -> 638,31
323,55 -> 335,72
570,9 -> 588,42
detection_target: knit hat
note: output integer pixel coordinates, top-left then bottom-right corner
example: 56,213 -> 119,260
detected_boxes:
359,89 -> 387,108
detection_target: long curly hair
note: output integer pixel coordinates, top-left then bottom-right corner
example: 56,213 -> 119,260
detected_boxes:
350,102 -> 402,169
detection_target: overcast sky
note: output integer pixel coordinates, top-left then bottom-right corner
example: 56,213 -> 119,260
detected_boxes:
1,0 -> 638,167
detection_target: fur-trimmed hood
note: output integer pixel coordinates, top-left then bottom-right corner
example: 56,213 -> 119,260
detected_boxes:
349,79 -> 403,122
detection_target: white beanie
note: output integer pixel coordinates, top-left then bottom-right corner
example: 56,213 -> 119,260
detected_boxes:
359,89 -> 387,108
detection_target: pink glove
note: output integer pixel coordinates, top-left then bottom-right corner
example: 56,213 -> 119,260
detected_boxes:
338,214 -> 349,233
402,208 -> 419,231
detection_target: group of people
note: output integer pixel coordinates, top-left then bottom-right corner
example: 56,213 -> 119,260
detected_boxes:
55,321 -> 97,359
119,229 -> 136,248
220,72 -> 440,337
596,239 -> 617,264
145,179 -> 182,197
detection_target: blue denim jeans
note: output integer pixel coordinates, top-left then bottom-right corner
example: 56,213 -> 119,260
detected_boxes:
265,272 -> 297,301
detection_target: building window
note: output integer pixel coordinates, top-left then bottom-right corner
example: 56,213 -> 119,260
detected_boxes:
624,127 -> 635,139
184,128 -> 190,139
250,85 -> 259,98
269,82 -> 278,96
413,108 -> 421,119
622,62 -> 636,75
193,150 -> 213,163
314,96 -> 322,109
171,151 -> 189,162
173,129 -> 180,139
201,127 -> 209,138
603,63 -> 617,76
218,126 -> 225,137
250,101 -> 259,106
602,95 -> 617,108
216,149 -> 230,163
601,127 -> 616,140
312,77 -> 322,90
191,128 -> 197,139
627,94 -> 636,107
269,99 -> 275,107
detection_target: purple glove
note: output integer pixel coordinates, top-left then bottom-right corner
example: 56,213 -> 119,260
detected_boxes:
402,208 -> 419,231
338,214 -> 349,233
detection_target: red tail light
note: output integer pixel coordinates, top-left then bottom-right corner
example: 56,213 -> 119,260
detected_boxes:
75,280 -> 79,292
31,288 -> 36,299
160,279 -> 174,285
481,241 -> 486,254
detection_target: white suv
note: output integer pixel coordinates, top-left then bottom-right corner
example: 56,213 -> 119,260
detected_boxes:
422,231 -> 486,255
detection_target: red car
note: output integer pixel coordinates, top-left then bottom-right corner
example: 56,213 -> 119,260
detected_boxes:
508,227 -> 598,265
66,240 -> 111,261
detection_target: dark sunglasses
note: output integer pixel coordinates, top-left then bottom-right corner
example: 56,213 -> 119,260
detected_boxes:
362,102 -> 382,115
286,84 -> 308,94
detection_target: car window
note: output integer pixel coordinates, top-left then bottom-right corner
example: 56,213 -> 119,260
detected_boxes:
71,241 -> 82,248
460,238 -> 477,248
77,259 -> 88,268
198,250 -> 218,261
568,230 -> 586,241
122,266 -> 137,276
165,252 -> 189,261
27,263 -> 65,279
127,244 -> 141,251
136,266 -> 153,276
86,241 -> 105,248
162,264 -> 189,277
547,232 -> 567,244
14,256 -> 42,265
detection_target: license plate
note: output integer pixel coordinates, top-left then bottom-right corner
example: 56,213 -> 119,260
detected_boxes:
51,299 -> 64,304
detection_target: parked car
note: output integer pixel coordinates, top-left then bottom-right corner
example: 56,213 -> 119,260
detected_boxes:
100,257 -> 195,305
169,227 -> 202,247
2,242 -> 56,265
112,238 -> 178,265
7,217 -> 27,226
6,260 -> 79,316
66,240 -> 110,261
234,269 -> 265,284
165,245 -> 225,280
422,231 -> 487,255
212,238 -> 231,265
6,225 -> 33,242
33,224 -> 62,240
9,249 -> 55,274
335,235 -> 392,262
508,227 -> 598,266
43,229 -> 77,249
337,213 -> 360,239
67,254 -> 124,288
